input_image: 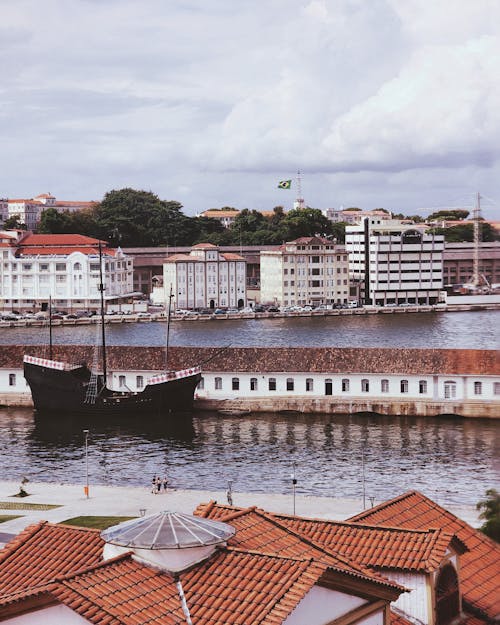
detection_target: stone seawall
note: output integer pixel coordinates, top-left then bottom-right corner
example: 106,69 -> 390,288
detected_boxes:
196,397 -> 498,418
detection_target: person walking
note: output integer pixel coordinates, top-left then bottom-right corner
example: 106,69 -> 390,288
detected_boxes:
151,475 -> 157,494
163,476 -> 168,492
156,476 -> 162,494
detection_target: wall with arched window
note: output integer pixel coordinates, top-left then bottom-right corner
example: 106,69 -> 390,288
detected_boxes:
435,564 -> 460,625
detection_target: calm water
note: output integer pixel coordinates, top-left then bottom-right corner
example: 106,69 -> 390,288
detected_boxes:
0,407 -> 498,508
1,311 -> 498,508
1,310 -> 499,349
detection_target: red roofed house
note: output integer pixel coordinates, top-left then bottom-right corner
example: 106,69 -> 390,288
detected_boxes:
0,509 -> 405,625
0,232 -> 134,313
162,242 -> 247,310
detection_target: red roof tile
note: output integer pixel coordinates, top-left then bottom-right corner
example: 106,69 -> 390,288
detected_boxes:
349,490 -> 500,620
16,246 -> 115,256
19,234 -> 104,246
0,522 -> 103,602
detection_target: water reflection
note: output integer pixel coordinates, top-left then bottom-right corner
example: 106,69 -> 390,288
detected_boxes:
0,408 -> 498,507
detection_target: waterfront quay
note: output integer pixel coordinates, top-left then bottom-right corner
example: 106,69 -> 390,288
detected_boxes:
1,345 -> 499,418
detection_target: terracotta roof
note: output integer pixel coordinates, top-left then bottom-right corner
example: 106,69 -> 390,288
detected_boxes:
0,519 -> 402,624
390,612 -> 414,625
191,242 -> 218,248
221,252 -> 245,261
2,346 -> 498,377
200,211 -> 239,218
16,246 -> 116,257
194,503 -> 465,574
19,234 -> 104,246
288,236 -> 333,245
349,490 -> 500,620
165,253 -> 201,262
0,522 -> 103,603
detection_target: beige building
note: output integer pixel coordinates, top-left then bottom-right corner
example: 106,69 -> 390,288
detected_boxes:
163,243 -> 246,310
260,236 -> 349,307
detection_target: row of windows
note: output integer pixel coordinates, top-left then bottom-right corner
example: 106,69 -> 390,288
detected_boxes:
201,377 -> 496,395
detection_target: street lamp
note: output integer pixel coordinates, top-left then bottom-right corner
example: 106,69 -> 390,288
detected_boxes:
83,429 -> 89,498
291,462 -> 297,516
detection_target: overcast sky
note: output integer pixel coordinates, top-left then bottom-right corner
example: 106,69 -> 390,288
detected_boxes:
1,0 -> 499,218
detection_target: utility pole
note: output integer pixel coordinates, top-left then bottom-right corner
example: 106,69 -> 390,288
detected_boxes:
83,429 -> 89,498
470,191 -> 482,289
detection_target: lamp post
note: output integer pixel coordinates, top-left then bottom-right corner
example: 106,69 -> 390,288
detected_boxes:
83,429 -> 89,498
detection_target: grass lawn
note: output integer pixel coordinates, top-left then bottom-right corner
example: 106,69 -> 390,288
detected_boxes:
60,516 -> 136,529
0,515 -> 22,523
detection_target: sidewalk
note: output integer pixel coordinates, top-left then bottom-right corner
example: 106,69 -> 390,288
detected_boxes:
0,480 -> 480,543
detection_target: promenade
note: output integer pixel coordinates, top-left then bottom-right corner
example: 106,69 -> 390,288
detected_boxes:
0,480 -> 480,547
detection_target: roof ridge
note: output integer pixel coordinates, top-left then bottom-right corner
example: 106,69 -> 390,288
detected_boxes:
0,520 -> 47,565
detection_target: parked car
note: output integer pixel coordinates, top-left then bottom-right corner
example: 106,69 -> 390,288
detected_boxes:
267,306 -> 280,312
214,309 -> 226,315
347,301 -> 358,308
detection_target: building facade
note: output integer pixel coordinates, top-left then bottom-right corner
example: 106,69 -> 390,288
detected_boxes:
260,237 -> 350,307
346,217 -> 445,306
0,232 -> 134,312
163,243 -> 246,310
443,241 -> 500,288
325,208 -> 392,224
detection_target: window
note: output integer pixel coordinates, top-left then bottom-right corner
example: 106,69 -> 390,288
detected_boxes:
342,379 -> 349,392
197,377 -> 204,390
286,378 -> 294,391
381,379 -> 389,393
419,380 -> 428,394
495,382 -> 500,395
436,564 -> 460,625
232,377 -> 239,391
212,377 -> 222,390
474,381 -> 482,395
400,379 -> 409,393
269,377 -> 276,391
55,263 -> 66,271
325,379 -> 332,395
74,262 -> 82,271
119,375 -> 126,388
444,381 -> 456,399
361,379 -> 369,393
136,375 -> 144,389
306,378 -> 313,392
9,373 -> 16,386
250,378 -> 258,391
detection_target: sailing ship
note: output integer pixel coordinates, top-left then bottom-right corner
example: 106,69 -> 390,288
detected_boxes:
23,244 -> 201,416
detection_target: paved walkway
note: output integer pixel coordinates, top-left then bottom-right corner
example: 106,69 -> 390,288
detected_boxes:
0,480 -> 480,545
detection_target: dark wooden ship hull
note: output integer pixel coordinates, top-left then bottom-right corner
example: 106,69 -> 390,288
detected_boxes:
24,356 -> 201,417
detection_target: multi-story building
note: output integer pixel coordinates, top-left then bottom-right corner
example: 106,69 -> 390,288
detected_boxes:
443,241 -> 500,288
0,232 -> 134,312
163,243 -> 246,310
325,208 -> 392,224
6,193 -> 97,231
260,236 -> 349,307
346,217 -> 444,306
0,199 -> 8,227
198,209 -> 240,228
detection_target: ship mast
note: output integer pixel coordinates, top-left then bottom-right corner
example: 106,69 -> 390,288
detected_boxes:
98,241 -> 107,383
165,283 -> 173,371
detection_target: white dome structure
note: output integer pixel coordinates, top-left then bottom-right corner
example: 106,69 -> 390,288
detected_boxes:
101,511 -> 235,572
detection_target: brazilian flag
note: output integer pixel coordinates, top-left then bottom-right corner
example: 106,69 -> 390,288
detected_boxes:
278,180 -> 292,189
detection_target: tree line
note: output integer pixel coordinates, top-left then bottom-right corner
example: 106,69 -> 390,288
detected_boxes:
4,188 -> 498,246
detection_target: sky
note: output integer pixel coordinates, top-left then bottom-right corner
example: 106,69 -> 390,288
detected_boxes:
1,0 -> 499,219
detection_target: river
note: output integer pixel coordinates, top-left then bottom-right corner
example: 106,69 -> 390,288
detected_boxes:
0,310 -> 498,510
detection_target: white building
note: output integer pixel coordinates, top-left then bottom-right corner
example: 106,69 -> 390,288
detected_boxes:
260,236 -> 350,307
325,208 -> 392,224
0,232 -> 134,312
163,242 -> 246,310
345,217 -> 445,306
6,193 -> 97,230
0,199 -> 8,226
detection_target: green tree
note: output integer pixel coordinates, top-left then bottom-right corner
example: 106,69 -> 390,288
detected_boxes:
477,489 -> 500,542
281,207 -> 333,240
429,222 -> 500,243
3,215 -> 26,230
428,209 -> 470,221
37,208 -> 72,234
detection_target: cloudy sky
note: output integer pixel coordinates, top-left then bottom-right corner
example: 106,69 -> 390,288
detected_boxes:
1,0 -> 499,218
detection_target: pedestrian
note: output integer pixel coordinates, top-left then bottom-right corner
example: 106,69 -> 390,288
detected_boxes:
156,476 -> 162,494
163,476 -> 168,492
151,475 -> 157,494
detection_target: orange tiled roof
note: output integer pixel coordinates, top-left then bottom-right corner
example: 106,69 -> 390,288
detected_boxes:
349,490 -> 500,620
0,520 -> 402,625
0,522 -> 103,602
16,246 -> 116,256
390,612 -> 414,625
194,505 -> 406,593
191,242 -> 218,248
221,252 -> 245,261
195,503 -> 465,573
165,253 -> 201,262
19,234 -> 104,246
